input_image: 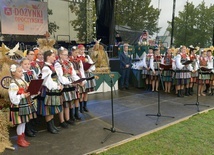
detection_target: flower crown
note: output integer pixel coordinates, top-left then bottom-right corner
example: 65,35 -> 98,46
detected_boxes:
10,64 -> 17,72
59,46 -> 65,51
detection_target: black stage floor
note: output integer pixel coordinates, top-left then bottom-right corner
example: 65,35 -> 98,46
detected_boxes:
2,87 -> 214,155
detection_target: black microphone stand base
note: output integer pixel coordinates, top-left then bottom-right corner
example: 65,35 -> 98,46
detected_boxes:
101,127 -> 134,144
146,113 -> 175,125
184,102 -> 210,112
101,76 -> 134,144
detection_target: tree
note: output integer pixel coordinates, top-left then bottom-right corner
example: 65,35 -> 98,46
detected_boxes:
167,1 -> 214,47
69,1 -> 96,43
69,0 -> 159,43
115,0 -> 160,35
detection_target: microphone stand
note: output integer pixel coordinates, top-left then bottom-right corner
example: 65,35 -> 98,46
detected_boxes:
101,74 -> 134,144
184,60 -> 210,112
146,58 -> 174,125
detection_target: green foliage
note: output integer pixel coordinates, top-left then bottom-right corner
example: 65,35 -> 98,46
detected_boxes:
69,0 -> 159,42
69,2 -> 96,43
99,110 -> 214,155
69,3 -> 87,42
47,8 -> 59,35
115,0 -> 160,35
168,1 -> 214,47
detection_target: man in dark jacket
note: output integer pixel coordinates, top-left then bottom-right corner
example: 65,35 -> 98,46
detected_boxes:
119,43 -> 132,90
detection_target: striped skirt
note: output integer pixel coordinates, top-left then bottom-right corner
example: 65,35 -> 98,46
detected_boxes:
162,70 -> 173,82
37,89 -> 63,116
141,68 -> 150,79
197,73 -> 210,84
44,89 -> 62,106
61,85 -> 77,102
174,71 -> 191,79
85,72 -> 96,92
38,104 -> 62,116
10,102 -> 37,125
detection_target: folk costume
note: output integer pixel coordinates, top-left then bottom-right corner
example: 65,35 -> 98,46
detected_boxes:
40,62 -> 63,116
77,53 -> 96,112
142,52 -> 153,90
9,78 -> 37,125
188,52 -> 199,94
22,69 -> 38,137
77,54 -> 96,92
197,55 -> 210,96
9,77 -> 36,147
55,59 -> 79,104
174,51 -> 193,97
150,52 -> 162,92
70,56 -> 86,120
30,60 -> 41,78
55,59 -> 80,123
161,52 -> 173,93
35,58 -> 44,73
37,62 -> 63,134
207,54 -> 214,95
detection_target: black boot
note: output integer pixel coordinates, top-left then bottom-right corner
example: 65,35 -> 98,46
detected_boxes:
83,101 -> 89,112
47,120 -> 58,134
51,119 -> 59,132
66,108 -> 75,125
203,84 -> 210,93
177,90 -> 181,97
177,90 -> 184,97
79,102 -> 83,113
145,84 -> 149,91
188,88 -> 193,96
208,89 -> 214,96
69,108 -> 75,122
74,107 -> 81,121
190,87 -> 194,93
29,119 -> 38,134
60,121 -> 68,128
25,122 -> 36,137
180,89 -> 184,97
185,88 -> 189,96
148,84 -> 152,91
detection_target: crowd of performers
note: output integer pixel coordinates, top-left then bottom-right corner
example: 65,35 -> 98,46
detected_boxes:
8,45 -> 96,147
138,45 -> 214,97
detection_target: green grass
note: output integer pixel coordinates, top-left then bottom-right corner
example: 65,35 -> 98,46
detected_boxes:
98,110 -> 214,155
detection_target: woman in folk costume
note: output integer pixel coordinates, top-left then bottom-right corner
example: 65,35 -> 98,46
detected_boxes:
150,48 -> 162,92
141,47 -> 153,91
197,50 -> 210,96
77,44 -> 96,113
35,48 -> 44,75
40,50 -> 63,134
8,64 -> 37,147
69,46 -> 86,120
207,50 -> 214,95
161,48 -> 173,93
175,46 -> 193,97
25,49 -> 41,78
188,46 -> 199,95
20,58 -> 38,137
55,47 -> 80,126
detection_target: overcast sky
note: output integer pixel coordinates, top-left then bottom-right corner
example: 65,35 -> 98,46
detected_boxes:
150,0 -> 213,36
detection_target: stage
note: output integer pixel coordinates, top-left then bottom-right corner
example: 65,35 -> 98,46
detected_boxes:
3,87 -> 213,155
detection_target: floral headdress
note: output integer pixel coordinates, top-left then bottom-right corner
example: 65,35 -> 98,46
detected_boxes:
10,64 -> 17,72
